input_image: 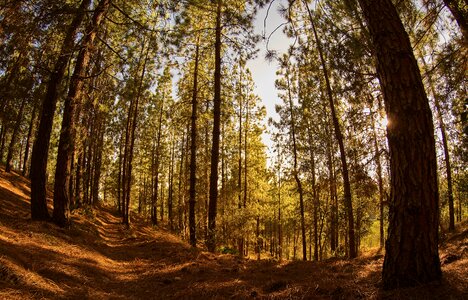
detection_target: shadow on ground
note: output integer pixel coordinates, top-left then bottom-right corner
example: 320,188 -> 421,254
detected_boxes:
0,167 -> 467,299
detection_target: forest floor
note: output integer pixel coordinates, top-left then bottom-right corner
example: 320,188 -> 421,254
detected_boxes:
0,167 -> 467,299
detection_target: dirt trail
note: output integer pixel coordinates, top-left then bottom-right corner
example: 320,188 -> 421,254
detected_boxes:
1,168 -> 467,299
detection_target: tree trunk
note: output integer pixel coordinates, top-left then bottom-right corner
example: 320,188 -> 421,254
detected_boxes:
23,101 -> 38,176
30,0 -> 91,221
152,95 -> 164,226
237,63 -> 244,256
285,65 -> 307,261
304,2 -> 356,258
117,132 -> 123,213
188,39 -> 199,246
168,138 -> 175,230
53,0 -> 110,227
92,114 -> 105,205
0,124 -> 6,162
357,0 -> 441,289
370,107 -> 385,248
305,118 -> 319,261
207,0 -> 222,253
5,97 -> 27,172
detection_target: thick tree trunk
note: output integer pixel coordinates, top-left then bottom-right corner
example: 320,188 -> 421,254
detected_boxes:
30,0 -> 91,221
304,2 -> 356,258
188,41 -> 199,246
207,0 -> 222,253
357,0 -> 441,289
53,0 -> 110,227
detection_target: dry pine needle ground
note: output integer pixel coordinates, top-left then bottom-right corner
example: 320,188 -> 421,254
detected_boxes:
0,167 -> 466,299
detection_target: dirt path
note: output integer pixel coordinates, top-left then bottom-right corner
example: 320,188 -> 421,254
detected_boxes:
1,168 -> 467,299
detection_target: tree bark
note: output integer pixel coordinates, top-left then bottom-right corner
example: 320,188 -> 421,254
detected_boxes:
357,0 -> 441,289
370,107 -> 385,248
23,101 -> 38,176
168,138 -> 175,230
30,0 -> 91,221
189,39 -> 200,247
53,0 -> 110,227
207,0 -> 222,253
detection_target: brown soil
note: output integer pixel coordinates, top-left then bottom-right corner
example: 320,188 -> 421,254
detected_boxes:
0,167 -> 467,299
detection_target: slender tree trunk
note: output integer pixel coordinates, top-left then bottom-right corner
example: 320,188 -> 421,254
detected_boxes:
30,0 -> 91,221
75,151 -> 83,208
53,0 -> 110,227
23,101 -> 38,176
92,114 -> 105,205
370,107 -> 385,248
304,2 -> 356,258
168,138 -> 175,230
120,35 -> 150,225
5,97 -> 27,172
0,124 -> 6,162
177,130 -> 186,233
285,66 -> 307,261
152,96 -> 164,226
276,143 -> 282,261
357,0 -> 441,289
188,38 -> 200,246
237,63 -> 244,256
305,118 -> 319,261
207,0 -> 222,253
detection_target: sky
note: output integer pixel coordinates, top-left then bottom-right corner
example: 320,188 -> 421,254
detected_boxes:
246,1 -> 292,158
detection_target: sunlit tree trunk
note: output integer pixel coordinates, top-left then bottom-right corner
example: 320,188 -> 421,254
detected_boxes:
369,106 -> 385,248
357,0 -> 441,289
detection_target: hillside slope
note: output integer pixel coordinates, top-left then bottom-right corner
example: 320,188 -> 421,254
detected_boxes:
0,167 -> 466,299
